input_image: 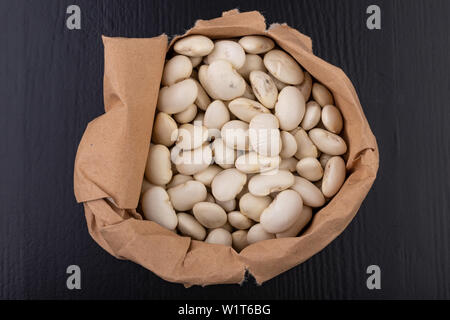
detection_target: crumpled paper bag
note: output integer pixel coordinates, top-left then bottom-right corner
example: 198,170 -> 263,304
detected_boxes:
74,10 -> 379,287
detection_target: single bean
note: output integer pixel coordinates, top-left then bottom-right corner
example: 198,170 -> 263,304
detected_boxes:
312,83 -> 334,107
141,186 -> 177,230
276,206 -> 312,238
296,157 -> 324,181
275,86 -> 305,131
322,156 -> 346,197
174,35 -> 214,57
247,223 -> 275,244
260,189 -> 303,233
145,144 -> 172,185
211,168 -> 247,201
205,228 -> 232,246
321,104 -> 343,134
290,176 -> 325,207
177,212 -> 206,241
239,36 -> 275,54
264,49 -> 304,85
167,180 -> 207,211
309,128 -> 347,155
301,101 -> 321,130
157,79 -> 198,114
152,112 -> 178,147
162,55 -> 193,86
248,170 -> 294,196
193,202 -> 227,228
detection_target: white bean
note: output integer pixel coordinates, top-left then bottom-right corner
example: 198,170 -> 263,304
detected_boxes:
238,36 -> 275,54
167,180 -> 207,211
296,157 -> 323,181
228,211 -> 254,229
270,75 -> 287,91
235,152 -> 280,174
207,60 -> 246,100
312,83 -> 334,107
260,189 -> 303,233
152,112 -> 178,147
172,145 -> 213,175
242,81 -> 256,100
239,193 -> 272,222
275,86 -> 305,131
232,230 -> 249,251
216,198 -> 236,212
145,144 -> 172,185
192,78 -> 212,111
176,124 -> 208,150
295,71 -> 312,101
248,170 -> 294,196
174,104 -> 197,124
293,128 -> 319,159
189,56 -> 202,68
193,111 -> 204,125
217,221 -> 233,233
279,157 -> 298,172
166,174 -> 193,189
237,54 -> 267,80
247,223 -> 275,244
204,100 -> 230,129
193,202 -> 227,228
322,156 -> 346,198
193,165 -> 222,187
211,137 -> 237,169
205,40 -> 246,69
276,206 -> 312,238
290,176 -> 325,207
249,70 -> 278,108
198,65 -> 220,100
221,120 -> 250,151
249,114 -> 281,157
205,228 -> 232,246
321,105 -> 343,134
211,168 -> 247,201
162,55 -> 193,86
157,79 -> 198,114
174,35 -> 214,57
301,101 -> 321,130
177,212 -> 206,241
228,98 -> 270,123
308,128 -> 347,155
141,186 -> 177,230
279,131 -> 297,159
264,49 -> 304,85
319,153 -> 332,168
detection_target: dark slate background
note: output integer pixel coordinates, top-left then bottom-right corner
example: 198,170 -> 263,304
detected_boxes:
1,0 -> 449,299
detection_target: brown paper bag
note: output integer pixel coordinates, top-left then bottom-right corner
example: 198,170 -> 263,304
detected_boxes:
74,10 -> 379,286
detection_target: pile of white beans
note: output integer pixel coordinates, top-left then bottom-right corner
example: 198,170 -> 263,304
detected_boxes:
140,35 -> 347,251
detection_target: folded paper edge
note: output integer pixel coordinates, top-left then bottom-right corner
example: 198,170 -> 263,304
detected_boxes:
73,34 -> 168,208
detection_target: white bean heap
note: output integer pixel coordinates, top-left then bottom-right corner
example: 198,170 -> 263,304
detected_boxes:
140,35 -> 347,251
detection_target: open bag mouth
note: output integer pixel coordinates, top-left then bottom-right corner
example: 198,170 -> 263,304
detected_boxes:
74,9 -> 379,287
